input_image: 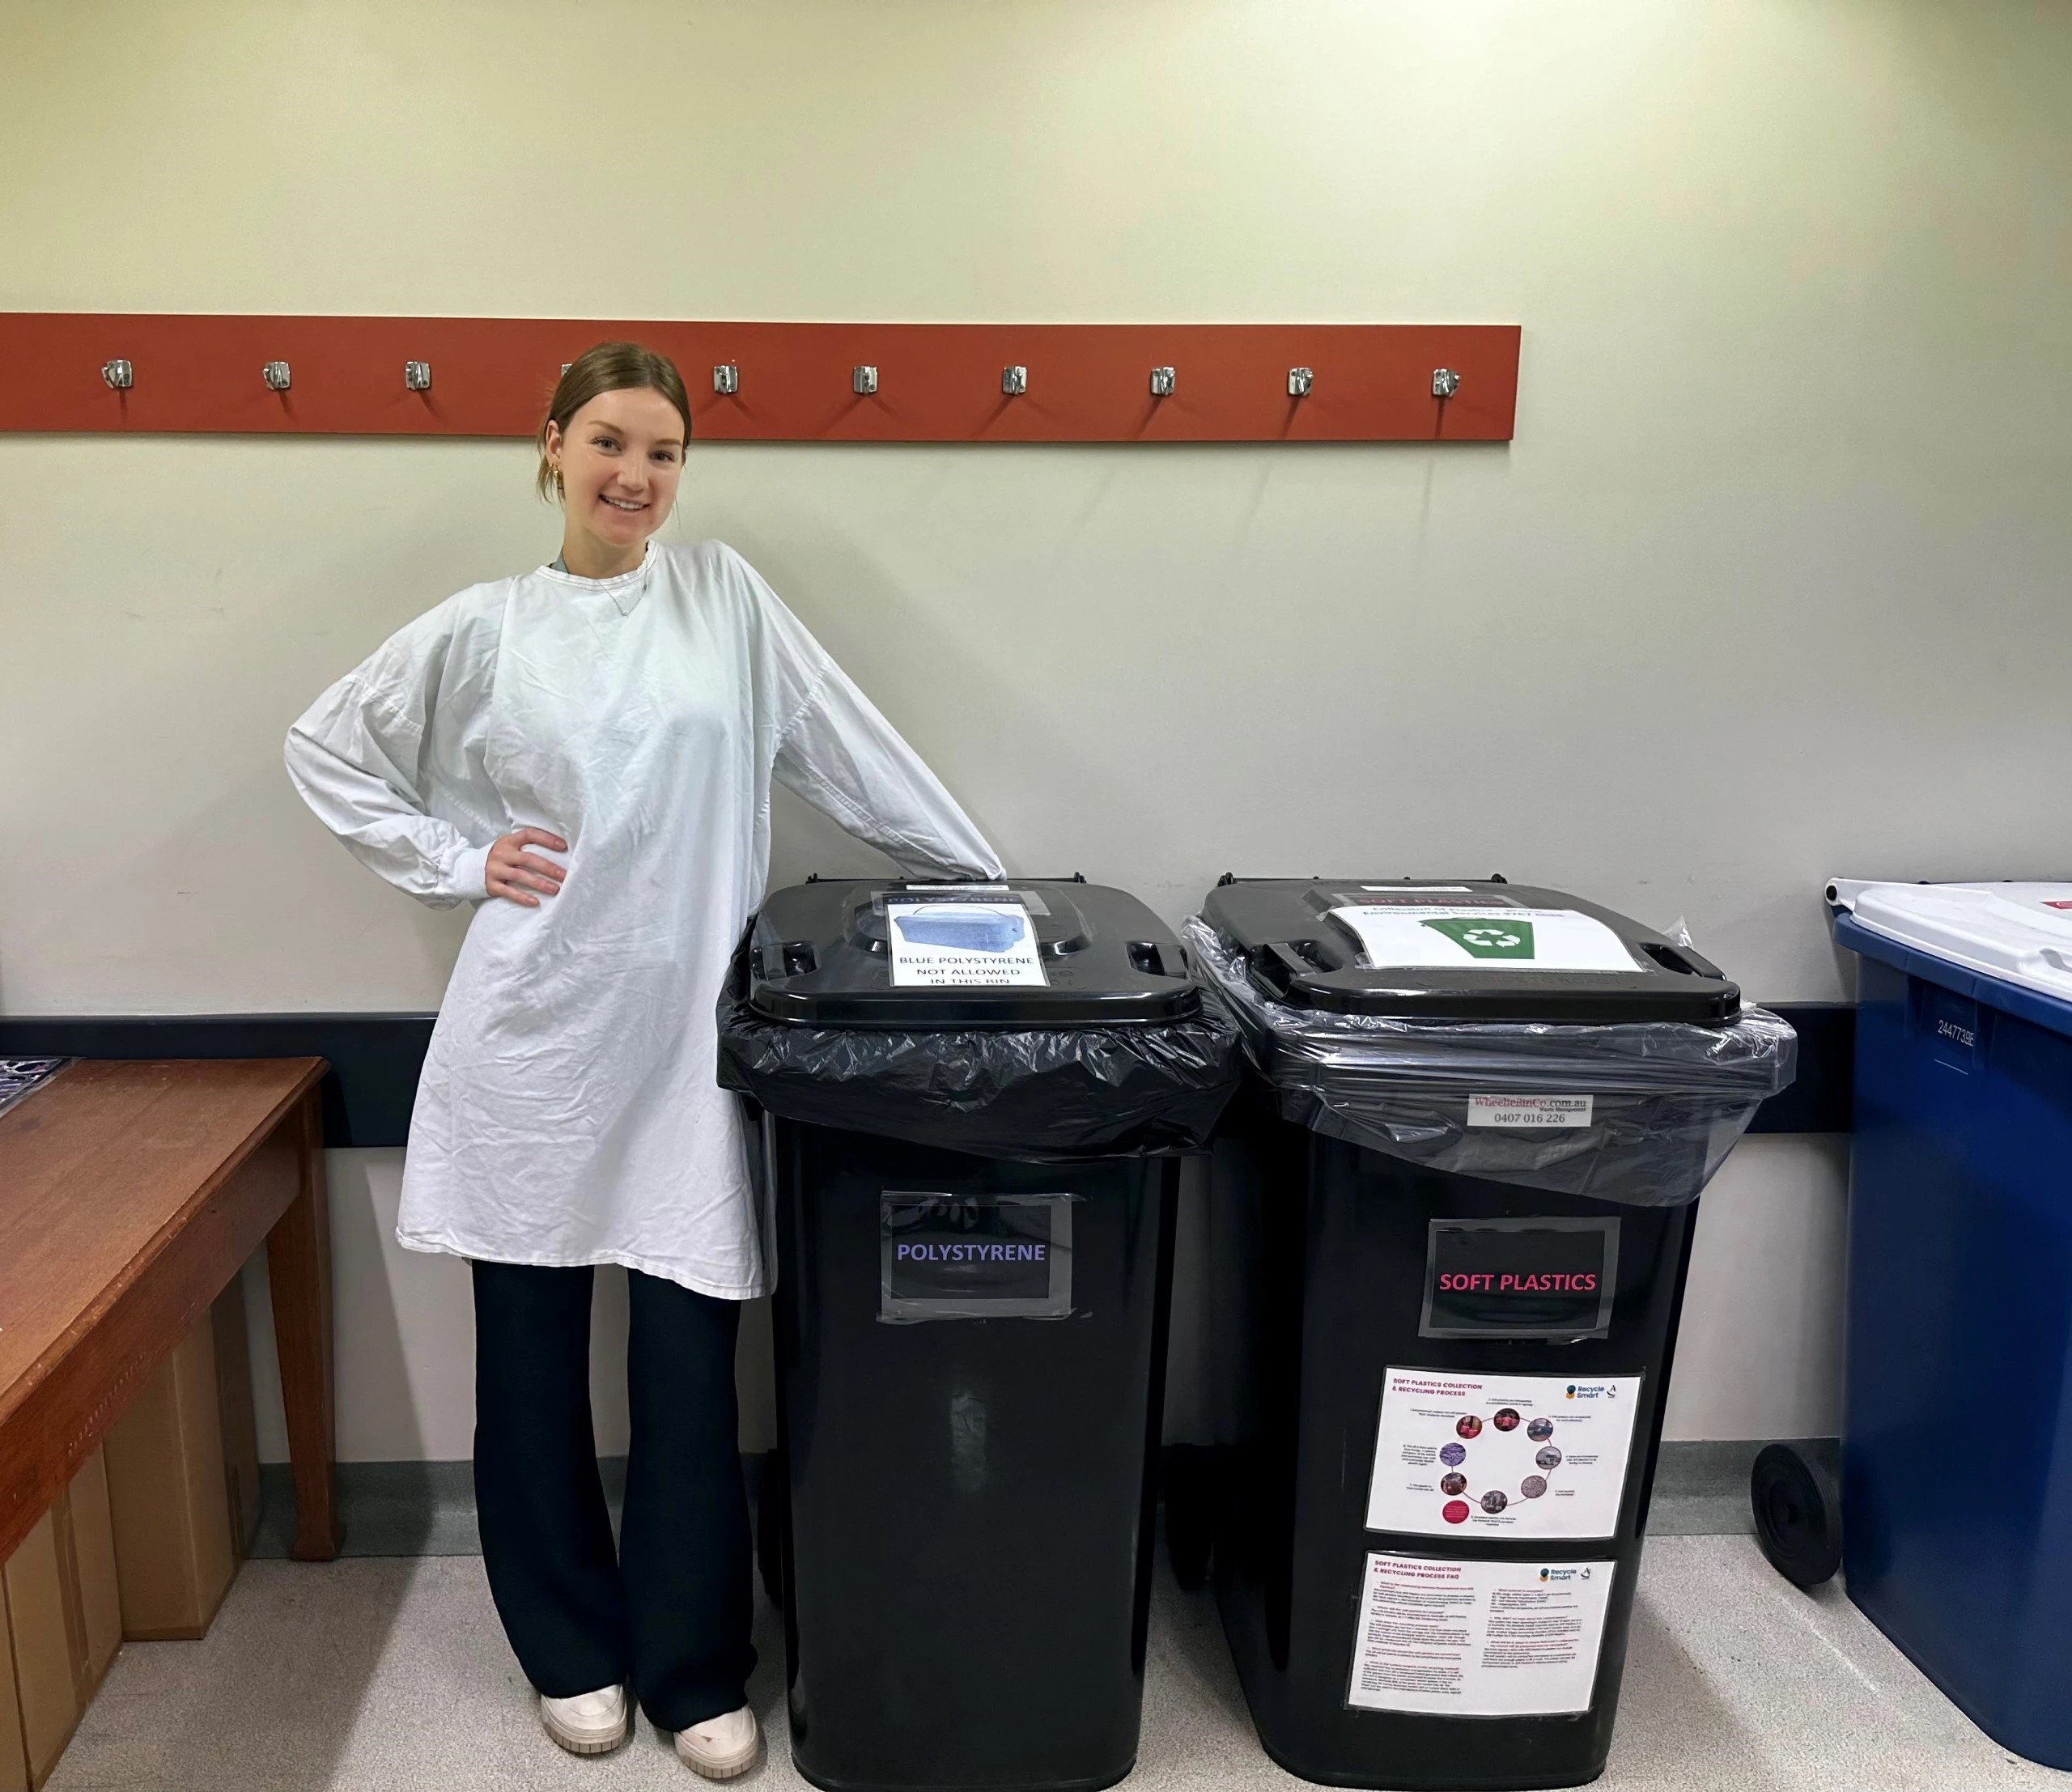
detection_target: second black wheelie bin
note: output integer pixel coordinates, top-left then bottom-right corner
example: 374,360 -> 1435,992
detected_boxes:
1176,878 -> 1794,1790
718,877 -> 1242,1792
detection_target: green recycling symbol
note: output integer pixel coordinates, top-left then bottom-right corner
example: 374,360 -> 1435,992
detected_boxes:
1424,916 -> 1536,960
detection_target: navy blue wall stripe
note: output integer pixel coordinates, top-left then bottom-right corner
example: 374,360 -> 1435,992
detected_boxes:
1743,1003 -> 1852,1135
0,1001 -> 1850,1148
0,1013 -> 435,1149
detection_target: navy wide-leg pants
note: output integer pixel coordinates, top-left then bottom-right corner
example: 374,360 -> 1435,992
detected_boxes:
471,1259 -> 755,1731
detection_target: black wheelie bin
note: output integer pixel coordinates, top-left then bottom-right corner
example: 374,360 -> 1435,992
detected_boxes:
1178,877 -> 1794,1790
718,877 -> 1242,1792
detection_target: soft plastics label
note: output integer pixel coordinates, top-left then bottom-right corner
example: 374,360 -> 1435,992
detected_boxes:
1421,1219 -> 1619,1340
886,902 -> 1046,987
1365,1369 -> 1640,1539
1467,1094 -> 1594,1129
1328,906 -> 1639,973
1347,1553 -> 1613,1718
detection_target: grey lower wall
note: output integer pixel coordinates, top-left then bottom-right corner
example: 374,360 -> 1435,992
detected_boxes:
241,1133 -> 1849,1464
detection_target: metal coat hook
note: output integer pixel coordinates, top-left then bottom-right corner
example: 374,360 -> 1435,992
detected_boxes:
713,364 -> 740,396
1432,367 -> 1461,399
404,360 -> 432,393
262,361 -> 291,392
1287,367 -> 1314,398
1001,365 -> 1028,397
1149,366 -> 1176,397
851,365 -> 878,397
101,359 -> 133,391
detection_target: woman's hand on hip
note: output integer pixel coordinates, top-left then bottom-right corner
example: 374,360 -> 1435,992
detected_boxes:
485,829 -> 568,906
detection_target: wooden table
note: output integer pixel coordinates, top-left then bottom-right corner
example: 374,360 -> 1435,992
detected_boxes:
0,1059 -> 342,1565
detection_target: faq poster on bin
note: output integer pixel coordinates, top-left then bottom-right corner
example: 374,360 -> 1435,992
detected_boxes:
887,899 -> 1047,987
1347,1553 -> 1614,1718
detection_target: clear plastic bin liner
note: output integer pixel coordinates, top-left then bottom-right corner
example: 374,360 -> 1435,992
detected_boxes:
717,941 -> 1243,1162
1183,918 -> 1796,1205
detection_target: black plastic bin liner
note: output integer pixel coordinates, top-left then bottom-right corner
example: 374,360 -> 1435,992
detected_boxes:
1184,917 -> 1795,1204
716,942 -> 1242,1161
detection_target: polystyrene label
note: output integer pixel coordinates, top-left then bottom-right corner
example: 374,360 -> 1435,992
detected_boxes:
1329,906 -> 1639,973
880,1191 -> 1075,1322
1365,1369 -> 1640,1539
887,902 -> 1047,987
1347,1553 -> 1613,1717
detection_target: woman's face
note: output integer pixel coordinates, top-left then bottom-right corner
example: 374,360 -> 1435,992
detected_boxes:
545,387 -> 687,553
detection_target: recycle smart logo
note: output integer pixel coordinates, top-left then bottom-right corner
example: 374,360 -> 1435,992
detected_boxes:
1424,916 -> 1536,960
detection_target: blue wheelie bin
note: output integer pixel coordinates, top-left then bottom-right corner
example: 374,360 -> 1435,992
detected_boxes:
1811,879 -> 2072,1769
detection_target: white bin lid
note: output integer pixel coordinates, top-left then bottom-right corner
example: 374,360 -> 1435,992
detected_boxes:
1828,880 -> 2072,1001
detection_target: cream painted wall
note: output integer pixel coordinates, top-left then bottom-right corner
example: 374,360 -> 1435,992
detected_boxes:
8,1 -> 2069,1447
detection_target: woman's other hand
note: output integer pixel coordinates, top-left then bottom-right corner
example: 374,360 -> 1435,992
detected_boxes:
486,829 -> 568,906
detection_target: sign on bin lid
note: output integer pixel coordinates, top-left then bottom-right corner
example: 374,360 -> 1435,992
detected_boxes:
1201,878 -> 1741,1022
1328,905 -> 1641,974
884,892 -> 1049,987
1829,881 -> 2072,1004
745,877 -> 1202,1026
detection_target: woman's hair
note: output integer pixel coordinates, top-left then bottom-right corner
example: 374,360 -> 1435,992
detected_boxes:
536,342 -> 694,502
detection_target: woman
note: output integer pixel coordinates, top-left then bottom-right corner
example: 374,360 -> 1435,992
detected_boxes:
285,342 -> 1000,1776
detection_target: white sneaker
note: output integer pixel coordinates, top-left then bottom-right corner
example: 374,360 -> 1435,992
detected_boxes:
540,1684 -> 631,1756
673,1704 -> 761,1779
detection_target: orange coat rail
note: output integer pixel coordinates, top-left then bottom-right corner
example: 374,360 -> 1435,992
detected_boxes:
0,315 -> 1518,444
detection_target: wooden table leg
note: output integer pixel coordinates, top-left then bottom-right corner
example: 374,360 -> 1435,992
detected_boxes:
265,1087 -> 344,1560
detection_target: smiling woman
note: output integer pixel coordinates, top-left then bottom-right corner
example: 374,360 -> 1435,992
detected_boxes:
536,341 -> 694,579
280,330 -> 999,1776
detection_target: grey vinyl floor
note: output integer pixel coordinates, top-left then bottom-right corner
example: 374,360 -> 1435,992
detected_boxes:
49,1531 -> 2072,1792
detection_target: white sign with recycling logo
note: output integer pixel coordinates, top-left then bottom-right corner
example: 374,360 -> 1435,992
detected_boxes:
1329,906 -> 1640,973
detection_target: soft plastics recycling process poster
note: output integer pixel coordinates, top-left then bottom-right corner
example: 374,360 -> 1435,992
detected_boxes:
1365,1369 -> 1641,1539
1329,905 -> 1641,973
887,902 -> 1047,987
1347,1553 -> 1614,1718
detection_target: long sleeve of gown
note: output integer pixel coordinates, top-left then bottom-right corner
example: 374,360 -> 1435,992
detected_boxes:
755,574 -> 1002,881
284,604 -> 495,907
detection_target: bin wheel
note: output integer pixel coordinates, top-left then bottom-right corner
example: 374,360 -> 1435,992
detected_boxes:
756,1455 -> 788,1606
1751,1442 -> 1841,1588
1164,1446 -> 1215,1591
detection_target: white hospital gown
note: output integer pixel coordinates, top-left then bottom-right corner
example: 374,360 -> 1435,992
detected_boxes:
285,539 -> 1000,1297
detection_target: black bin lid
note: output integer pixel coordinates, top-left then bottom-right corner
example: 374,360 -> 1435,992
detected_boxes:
1202,877 -> 1740,1023
748,878 -> 1200,1027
